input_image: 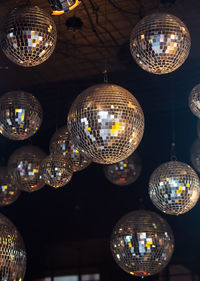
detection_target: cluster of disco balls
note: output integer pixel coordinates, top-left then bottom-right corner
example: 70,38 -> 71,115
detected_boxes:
0,4 -> 196,281
0,89 -> 44,207
0,1 -> 192,75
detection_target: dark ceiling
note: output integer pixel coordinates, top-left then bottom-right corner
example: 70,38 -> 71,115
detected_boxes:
0,0 -> 200,280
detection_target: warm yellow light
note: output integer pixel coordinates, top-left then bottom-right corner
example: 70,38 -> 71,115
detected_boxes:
52,10 -> 64,16
69,0 -> 81,10
51,0 -> 81,16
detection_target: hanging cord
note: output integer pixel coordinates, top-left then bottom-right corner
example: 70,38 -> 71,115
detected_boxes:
170,142 -> 177,161
55,88 -> 59,131
102,0 -> 109,83
158,0 -> 177,13
103,61 -> 108,83
138,196 -> 145,210
170,82 -> 177,161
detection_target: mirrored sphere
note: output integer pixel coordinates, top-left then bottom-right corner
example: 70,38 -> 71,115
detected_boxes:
111,210 -> 174,277
1,5 -> 57,67
0,213 -> 26,280
104,152 -> 142,186
49,126 -> 92,172
130,13 -> 191,74
0,167 -> 20,207
189,84 -> 200,118
190,139 -> 200,173
0,91 -> 43,140
8,145 -> 47,192
68,83 -> 144,164
149,161 -> 200,215
41,154 -> 73,188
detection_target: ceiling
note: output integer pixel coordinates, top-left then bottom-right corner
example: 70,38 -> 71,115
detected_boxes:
0,0 -> 161,87
0,0 -> 200,280
0,0 -> 199,89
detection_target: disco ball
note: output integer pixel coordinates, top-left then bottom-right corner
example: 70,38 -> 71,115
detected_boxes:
68,83 -> 144,164
1,5 -> 57,67
0,167 -> 20,207
149,161 -> 200,215
8,145 -> 47,192
111,210 -> 174,277
130,13 -> 191,74
50,126 -> 92,172
189,84 -> 200,118
103,152 -> 142,186
0,213 -> 26,280
190,139 -> 200,173
0,91 -> 43,140
41,154 -> 73,188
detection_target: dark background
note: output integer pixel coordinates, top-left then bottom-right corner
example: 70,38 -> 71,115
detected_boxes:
0,0 -> 200,280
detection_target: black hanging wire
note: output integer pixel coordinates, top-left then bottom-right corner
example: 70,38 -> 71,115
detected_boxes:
103,61 -> 108,83
170,82 -> 177,161
103,0 -> 109,83
55,88 -> 59,131
158,0 -> 177,13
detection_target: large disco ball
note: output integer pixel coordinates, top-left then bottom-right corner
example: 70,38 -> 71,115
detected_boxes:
0,91 -> 43,140
49,126 -> 92,172
68,83 -> 144,164
0,167 -> 20,207
149,161 -> 200,215
8,145 -> 47,192
130,13 -> 191,74
0,213 -> 26,280
189,84 -> 200,118
41,154 -> 73,188
1,5 -> 57,67
190,139 -> 200,173
111,210 -> 174,277
103,152 -> 142,186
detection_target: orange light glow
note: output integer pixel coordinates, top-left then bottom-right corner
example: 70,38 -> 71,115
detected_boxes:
52,10 -> 65,16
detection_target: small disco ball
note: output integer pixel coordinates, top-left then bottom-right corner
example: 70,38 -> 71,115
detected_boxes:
1,5 -> 57,67
110,210 -> 174,277
0,91 -> 43,140
0,213 -> 26,280
68,83 -> 144,164
8,145 -> 47,192
189,84 -> 200,118
0,167 -> 20,207
103,152 -> 142,186
190,139 -> 200,173
149,161 -> 200,215
41,154 -> 73,188
50,126 -> 92,172
130,13 -> 191,74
